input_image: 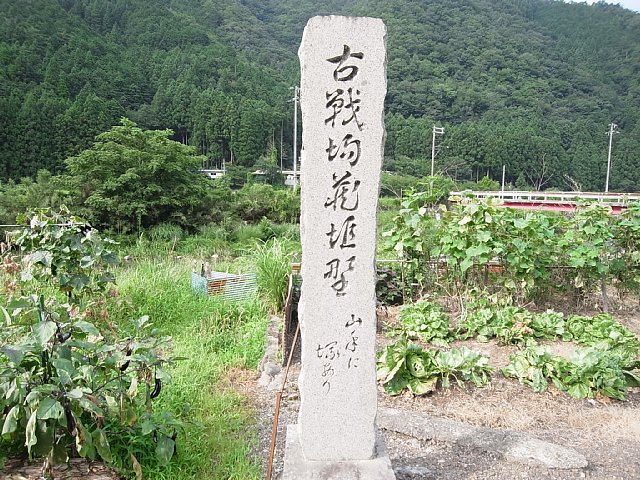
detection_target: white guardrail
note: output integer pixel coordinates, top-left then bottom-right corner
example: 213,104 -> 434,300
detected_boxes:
450,191 -> 640,204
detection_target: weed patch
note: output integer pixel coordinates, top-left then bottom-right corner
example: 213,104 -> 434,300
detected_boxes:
109,260 -> 268,479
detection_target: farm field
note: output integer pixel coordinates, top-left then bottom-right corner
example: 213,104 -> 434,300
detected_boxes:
255,303 -> 640,479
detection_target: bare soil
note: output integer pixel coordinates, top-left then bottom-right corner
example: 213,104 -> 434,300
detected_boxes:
1,459 -> 119,480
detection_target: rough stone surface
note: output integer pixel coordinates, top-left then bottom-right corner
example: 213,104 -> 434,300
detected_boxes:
378,407 -> 588,469
282,425 -> 396,480
259,315 -> 284,389
295,15 -> 387,462
394,465 -> 434,477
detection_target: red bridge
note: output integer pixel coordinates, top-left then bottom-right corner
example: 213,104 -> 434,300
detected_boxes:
449,191 -> 640,214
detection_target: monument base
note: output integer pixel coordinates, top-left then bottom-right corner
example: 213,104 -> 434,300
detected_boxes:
281,425 -> 396,480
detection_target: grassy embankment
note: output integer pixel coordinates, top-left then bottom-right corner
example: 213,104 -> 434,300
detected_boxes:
112,258 -> 267,479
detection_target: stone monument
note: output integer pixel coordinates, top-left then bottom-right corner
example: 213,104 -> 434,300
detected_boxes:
282,15 -> 395,480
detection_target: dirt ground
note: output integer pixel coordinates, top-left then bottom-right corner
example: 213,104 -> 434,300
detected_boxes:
254,305 -> 640,480
1,459 -> 119,480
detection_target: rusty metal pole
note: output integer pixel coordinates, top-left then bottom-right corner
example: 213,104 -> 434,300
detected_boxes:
265,322 -> 300,480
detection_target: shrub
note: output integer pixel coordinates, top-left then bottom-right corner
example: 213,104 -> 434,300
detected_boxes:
0,296 -> 181,473
0,209 -> 183,474
149,224 -> 184,243
253,239 -> 293,313
11,207 -> 118,304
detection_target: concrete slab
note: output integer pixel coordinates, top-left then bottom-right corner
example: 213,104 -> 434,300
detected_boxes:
282,425 -> 396,480
378,407 -> 588,469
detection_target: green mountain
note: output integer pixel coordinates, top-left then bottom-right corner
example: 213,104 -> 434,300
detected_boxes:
1,0 -> 639,191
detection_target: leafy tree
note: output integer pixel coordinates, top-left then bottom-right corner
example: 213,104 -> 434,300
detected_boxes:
0,170 -> 71,224
515,173 -> 530,191
380,172 -> 421,198
65,119 -> 211,231
232,183 -> 300,224
253,142 -> 284,186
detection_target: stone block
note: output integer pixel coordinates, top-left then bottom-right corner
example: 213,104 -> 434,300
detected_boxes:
282,425 -> 396,480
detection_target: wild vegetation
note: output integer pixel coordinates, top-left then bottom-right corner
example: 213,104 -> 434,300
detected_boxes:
0,209 -> 281,479
2,0 -> 639,191
1,184 -> 639,477
2,0 -> 640,476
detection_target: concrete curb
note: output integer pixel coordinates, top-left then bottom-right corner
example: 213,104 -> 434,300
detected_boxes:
378,407 -> 588,469
258,315 -> 284,391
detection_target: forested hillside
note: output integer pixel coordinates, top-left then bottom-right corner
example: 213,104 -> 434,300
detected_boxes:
1,0 -> 639,191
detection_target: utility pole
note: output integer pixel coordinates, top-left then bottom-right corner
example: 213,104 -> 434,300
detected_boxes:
501,164 -> 506,195
431,125 -> 445,176
605,122 -> 618,193
292,85 -> 299,187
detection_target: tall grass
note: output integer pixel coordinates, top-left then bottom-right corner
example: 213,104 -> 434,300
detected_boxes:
122,220 -> 301,261
149,223 -> 185,243
111,259 -> 267,479
252,238 -> 297,313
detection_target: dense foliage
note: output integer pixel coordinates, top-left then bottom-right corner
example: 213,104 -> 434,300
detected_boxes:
0,210 -> 182,475
384,193 -> 640,305
1,0 -> 639,191
377,338 -> 493,395
378,302 -> 640,399
12,207 -> 117,301
0,122 -> 301,232
65,119 -> 213,231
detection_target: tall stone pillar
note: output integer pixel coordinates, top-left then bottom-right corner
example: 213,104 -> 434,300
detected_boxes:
282,15 -> 395,480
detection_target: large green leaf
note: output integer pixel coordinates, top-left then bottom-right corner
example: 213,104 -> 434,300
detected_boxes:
76,420 -> 94,459
73,321 -> 100,337
52,358 -> 75,385
79,255 -> 94,268
68,274 -> 91,290
623,369 -> 640,388
35,321 -> 57,347
25,409 -> 38,454
376,340 -> 408,383
155,434 -> 176,466
52,442 -> 69,465
382,370 -> 410,396
1,345 -> 31,365
567,383 -> 590,399
460,257 -> 474,273
407,376 -> 437,395
33,421 -> 54,458
93,428 -> 112,463
6,298 -> 33,310
2,406 -> 20,437
36,398 -> 64,420
531,368 -> 548,393
406,351 -> 433,378
28,250 -> 53,267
